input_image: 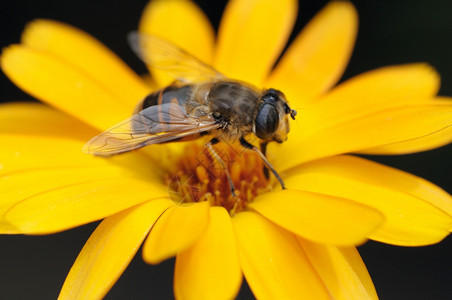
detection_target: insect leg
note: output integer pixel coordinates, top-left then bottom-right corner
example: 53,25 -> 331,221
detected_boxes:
206,138 -> 237,197
259,142 -> 270,179
240,137 -> 286,190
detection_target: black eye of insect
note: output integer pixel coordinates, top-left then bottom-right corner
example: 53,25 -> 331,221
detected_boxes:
255,90 -> 281,140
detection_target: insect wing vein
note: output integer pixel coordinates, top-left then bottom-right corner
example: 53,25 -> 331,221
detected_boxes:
128,32 -> 224,83
82,103 -> 218,156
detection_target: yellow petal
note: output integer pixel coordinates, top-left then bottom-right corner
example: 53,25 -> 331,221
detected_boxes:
267,1 -> 358,105
248,190 -> 383,245
298,238 -> 378,300
0,158 -> 157,212
139,0 -> 215,86
0,102 -> 96,139
0,122 -> 165,234
0,135 -> 96,175
22,19 -> 151,111
0,132 -> 158,182
143,201 -> 210,264
302,64 -> 440,135
174,207 -> 242,300
232,211 -> 330,299
1,177 -> 168,234
214,0 -> 297,86
361,96 -> 452,154
273,99 -> 452,171
361,130 -> 452,154
0,103 -> 160,179
1,45 -> 130,130
58,198 -> 172,300
285,155 -> 452,246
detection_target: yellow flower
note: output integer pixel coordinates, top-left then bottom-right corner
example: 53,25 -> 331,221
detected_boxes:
1,0 -> 452,299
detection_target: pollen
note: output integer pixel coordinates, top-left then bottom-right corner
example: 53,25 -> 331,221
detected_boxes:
164,141 -> 273,214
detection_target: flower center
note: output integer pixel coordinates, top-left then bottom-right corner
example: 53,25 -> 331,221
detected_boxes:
164,141 -> 273,213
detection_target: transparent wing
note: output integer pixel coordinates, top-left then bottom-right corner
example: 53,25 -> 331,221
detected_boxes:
128,32 -> 224,83
83,103 -> 220,156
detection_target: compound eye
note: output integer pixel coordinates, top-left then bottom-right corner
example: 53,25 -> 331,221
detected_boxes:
255,103 -> 279,140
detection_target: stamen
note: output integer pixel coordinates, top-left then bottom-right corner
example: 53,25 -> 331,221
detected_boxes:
165,141 -> 273,213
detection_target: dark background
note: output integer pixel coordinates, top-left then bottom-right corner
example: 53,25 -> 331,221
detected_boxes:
1,0 -> 451,299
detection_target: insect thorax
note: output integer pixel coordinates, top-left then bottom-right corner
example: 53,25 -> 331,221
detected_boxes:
205,81 -> 259,138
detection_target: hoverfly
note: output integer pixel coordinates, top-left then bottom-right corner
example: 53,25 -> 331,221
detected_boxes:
83,33 -> 297,196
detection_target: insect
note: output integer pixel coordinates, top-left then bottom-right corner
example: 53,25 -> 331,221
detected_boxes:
83,33 -> 297,196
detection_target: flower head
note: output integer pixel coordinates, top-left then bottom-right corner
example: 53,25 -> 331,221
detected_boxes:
1,0 -> 452,299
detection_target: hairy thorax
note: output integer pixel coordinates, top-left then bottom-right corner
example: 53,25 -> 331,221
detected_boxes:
188,81 -> 260,140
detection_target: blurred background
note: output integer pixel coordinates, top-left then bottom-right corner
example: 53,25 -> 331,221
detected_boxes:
1,0 -> 451,299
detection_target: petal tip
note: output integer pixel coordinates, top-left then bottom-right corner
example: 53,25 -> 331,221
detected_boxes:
21,19 -> 70,46
1,45 -> 21,71
21,19 -> 49,40
405,62 -> 441,94
420,62 -> 440,79
328,0 -> 358,19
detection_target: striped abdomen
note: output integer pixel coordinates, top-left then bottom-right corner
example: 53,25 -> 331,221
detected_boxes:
132,84 -> 213,143
134,84 -> 193,113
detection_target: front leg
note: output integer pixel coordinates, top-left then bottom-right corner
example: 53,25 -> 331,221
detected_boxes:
206,138 -> 237,197
239,137 -> 286,190
260,142 -> 270,179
